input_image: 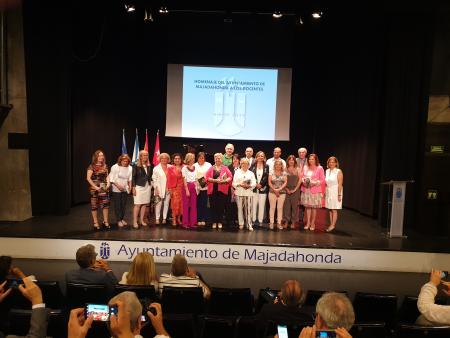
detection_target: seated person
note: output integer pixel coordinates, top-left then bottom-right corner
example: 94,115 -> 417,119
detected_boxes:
0,256 -> 26,283
298,292 -> 354,338
257,280 -> 313,324
417,268 -> 450,325
159,254 -> 210,299
68,291 -> 170,338
65,244 -> 118,294
0,276 -> 49,338
119,252 -> 159,292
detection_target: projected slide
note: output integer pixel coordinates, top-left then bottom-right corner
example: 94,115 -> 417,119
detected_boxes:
166,64 -> 292,141
182,66 -> 277,139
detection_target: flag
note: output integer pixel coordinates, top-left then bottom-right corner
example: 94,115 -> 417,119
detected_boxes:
132,128 -> 140,164
121,129 -> 127,155
153,130 -> 160,166
144,129 -> 149,152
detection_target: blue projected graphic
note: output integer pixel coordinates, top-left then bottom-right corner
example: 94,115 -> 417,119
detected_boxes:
181,66 -> 278,140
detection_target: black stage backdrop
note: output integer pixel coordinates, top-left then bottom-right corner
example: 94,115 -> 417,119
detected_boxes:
23,0 -> 436,232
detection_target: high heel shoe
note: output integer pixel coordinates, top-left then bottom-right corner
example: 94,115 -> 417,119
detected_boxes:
304,224 -> 310,230
309,224 -> 315,231
326,226 -> 335,232
102,222 -> 110,230
93,223 -> 100,230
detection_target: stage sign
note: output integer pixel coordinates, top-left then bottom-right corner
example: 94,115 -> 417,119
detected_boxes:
0,237 -> 449,273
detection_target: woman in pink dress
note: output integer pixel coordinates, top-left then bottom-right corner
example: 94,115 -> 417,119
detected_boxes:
167,153 -> 184,226
300,154 -> 325,231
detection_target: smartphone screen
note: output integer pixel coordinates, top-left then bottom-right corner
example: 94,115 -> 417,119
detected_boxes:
277,325 -> 288,338
316,330 -> 336,338
85,304 -> 109,321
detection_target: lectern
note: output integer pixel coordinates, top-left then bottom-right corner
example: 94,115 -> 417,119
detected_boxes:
381,180 -> 414,238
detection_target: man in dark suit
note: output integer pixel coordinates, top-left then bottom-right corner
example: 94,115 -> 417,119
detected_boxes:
256,280 -> 313,325
65,244 -> 118,294
0,277 -> 49,338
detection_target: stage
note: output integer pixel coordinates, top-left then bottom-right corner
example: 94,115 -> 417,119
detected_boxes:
0,204 -> 448,254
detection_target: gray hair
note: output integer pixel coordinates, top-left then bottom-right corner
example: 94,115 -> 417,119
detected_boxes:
109,291 -> 142,332
316,292 -> 355,330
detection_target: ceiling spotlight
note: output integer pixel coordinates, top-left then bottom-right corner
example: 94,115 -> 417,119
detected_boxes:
125,4 -> 135,13
159,6 -> 169,14
272,11 -> 283,19
296,16 -> 304,25
312,11 -> 323,19
144,9 -> 154,22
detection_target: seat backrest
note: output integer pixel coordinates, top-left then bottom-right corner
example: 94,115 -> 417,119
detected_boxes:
66,283 -> 109,309
114,284 -> 158,303
353,292 -> 398,327
161,286 -> 204,314
256,288 -> 279,313
209,287 -> 254,316
398,296 -> 420,324
198,315 -> 237,338
235,316 -> 259,338
304,290 -> 348,307
37,281 -> 64,309
160,313 -> 197,338
350,322 -> 386,338
396,324 -> 450,338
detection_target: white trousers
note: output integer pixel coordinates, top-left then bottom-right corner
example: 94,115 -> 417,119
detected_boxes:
252,192 -> 267,223
268,192 -> 286,224
236,195 -> 253,227
155,192 -> 171,221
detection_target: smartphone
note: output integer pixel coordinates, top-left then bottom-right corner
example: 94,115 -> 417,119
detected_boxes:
441,271 -> 449,279
85,304 -> 109,321
316,330 -> 336,338
277,325 -> 288,338
7,278 -> 23,289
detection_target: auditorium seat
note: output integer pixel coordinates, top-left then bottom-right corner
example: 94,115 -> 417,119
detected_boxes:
162,313 -> 198,338
114,284 -> 158,303
208,287 -> 254,316
37,280 -> 65,309
198,315 -> 236,338
398,295 -> 420,324
396,324 -> 450,338
234,316 -> 259,338
66,283 -> 109,309
255,288 -> 279,313
353,292 -> 398,329
349,322 -> 387,338
161,286 -> 204,314
304,289 -> 348,307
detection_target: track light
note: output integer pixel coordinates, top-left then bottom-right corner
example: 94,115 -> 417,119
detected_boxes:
124,4 -> 135,13
144,9 -> 154,22
312,11 -> 323,19
159,6 -> 168,14
296,16 -> 304,25
272,11 -> 282,19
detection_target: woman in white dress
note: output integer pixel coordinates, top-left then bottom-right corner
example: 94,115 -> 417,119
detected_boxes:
325,156 -> 343,232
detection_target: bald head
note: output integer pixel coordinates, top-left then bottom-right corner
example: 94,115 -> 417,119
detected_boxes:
281,280 -> 303,306
273,147 -> 282,159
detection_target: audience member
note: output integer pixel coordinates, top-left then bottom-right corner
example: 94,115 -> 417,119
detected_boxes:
416,268 -> 450,325
67,294 -> 170,338
159,254 -> 210,299
256,280 -> 311,325
119,252 -> 159,292
299,292 -> 354,338
0,276 -> 49,338
65,244 -> 118,294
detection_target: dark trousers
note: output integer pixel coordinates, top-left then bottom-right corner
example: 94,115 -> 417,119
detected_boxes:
197,190 -> 208,222
112,191 -> 128,221
209,192 -> 226,224
225,193 -> 238,227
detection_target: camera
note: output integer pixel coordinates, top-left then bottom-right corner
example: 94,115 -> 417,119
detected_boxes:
316,330 -> 336,338
85,304 -> 109,321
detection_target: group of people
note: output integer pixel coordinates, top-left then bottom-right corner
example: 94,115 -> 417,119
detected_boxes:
86,144 -> 343,232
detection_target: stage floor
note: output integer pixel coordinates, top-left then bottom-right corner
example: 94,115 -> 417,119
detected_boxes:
0,204 -> 448,253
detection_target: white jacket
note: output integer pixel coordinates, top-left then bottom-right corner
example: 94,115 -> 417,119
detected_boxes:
232,169 -> 256,197
152,164 -> 171,197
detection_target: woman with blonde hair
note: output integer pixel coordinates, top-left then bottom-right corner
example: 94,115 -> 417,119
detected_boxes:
109,154 -> 132,228
301,154 -> 325,231
87,149 -> 110,230
152,152 -> 171,225
181,152 -> 198,229
132,150 -> 152,228
325,156 -> 343,232
120,252 -> 159,291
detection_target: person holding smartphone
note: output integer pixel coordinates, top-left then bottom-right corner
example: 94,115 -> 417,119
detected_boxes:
416,268 -> 450,325
298,292 -> 354,338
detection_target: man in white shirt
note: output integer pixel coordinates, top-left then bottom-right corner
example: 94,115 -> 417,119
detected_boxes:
266,147 -> 286,173
245,147 -> 255,167
417,268 -> 450,325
